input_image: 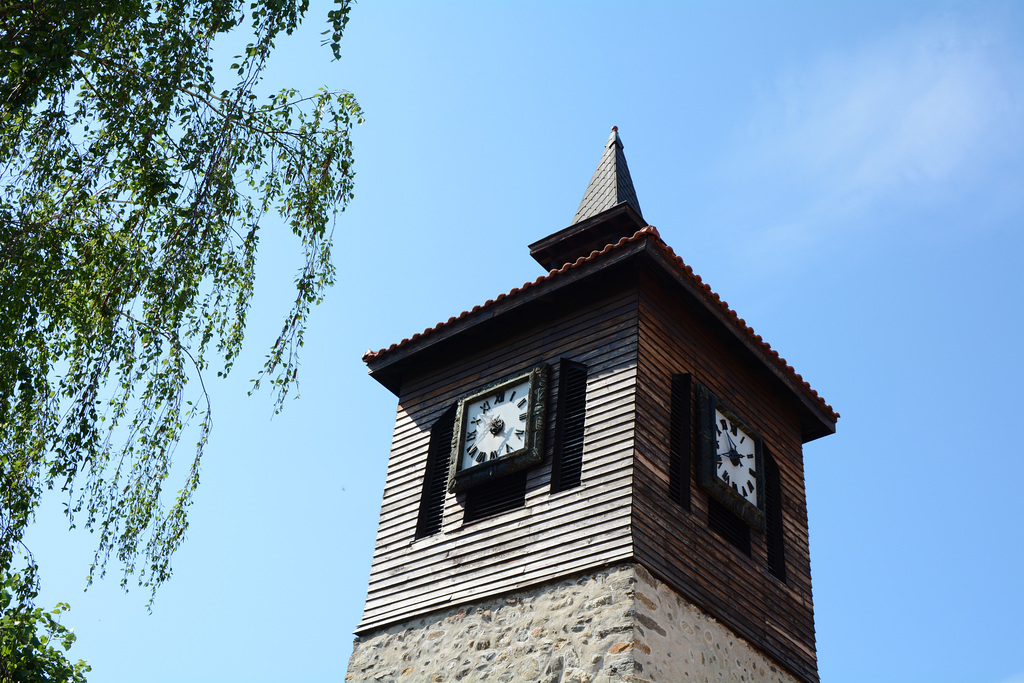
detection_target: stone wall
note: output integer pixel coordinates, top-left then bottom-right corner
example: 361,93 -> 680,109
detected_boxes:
346,563 -> 801,683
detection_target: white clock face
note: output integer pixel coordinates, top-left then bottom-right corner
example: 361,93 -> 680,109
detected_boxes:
714,408 -> 758,506
460,377 -> 532,471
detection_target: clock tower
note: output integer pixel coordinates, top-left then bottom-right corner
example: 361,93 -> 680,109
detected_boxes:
346,128 -> 837,683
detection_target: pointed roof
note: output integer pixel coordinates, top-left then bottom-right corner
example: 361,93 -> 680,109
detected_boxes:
528,127 -> 648,271
571,127 -> 643,225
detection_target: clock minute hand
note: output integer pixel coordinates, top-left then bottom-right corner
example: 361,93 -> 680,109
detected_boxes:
725,430 -> 739,451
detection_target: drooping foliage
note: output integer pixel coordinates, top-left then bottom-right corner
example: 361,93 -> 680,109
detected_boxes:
0,568 -> 91,682
0,0 -> 362,675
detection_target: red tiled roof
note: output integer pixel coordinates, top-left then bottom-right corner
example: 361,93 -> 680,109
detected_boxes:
364,226 -> 838,421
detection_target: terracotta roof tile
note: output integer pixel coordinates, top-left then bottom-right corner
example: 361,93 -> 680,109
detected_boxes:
364,226 -> 838,421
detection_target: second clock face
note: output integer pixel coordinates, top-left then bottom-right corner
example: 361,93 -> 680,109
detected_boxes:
697,385 -> 765,530
714,408 -> 758,506
460,376 -> 532,471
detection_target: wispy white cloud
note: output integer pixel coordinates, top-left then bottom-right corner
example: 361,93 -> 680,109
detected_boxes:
725,9 -> 1024,264
759,19 -> 1018,193
991,673 -> 1024,683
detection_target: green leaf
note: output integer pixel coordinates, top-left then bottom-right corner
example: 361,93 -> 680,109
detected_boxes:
1,0 -> 362,677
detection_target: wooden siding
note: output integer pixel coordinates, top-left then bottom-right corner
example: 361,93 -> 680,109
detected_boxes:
632,271 -> 819,683
357,250 -> 827,683
357,280 -> 641,632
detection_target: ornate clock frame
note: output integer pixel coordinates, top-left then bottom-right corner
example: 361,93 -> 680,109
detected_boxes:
447,363 -> 548,493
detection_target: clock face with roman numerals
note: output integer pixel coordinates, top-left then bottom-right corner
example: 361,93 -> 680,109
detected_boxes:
697,386 -> 765,531
448,364 -> 548,493
460,376 -> 531,471
714,408 -> 758,506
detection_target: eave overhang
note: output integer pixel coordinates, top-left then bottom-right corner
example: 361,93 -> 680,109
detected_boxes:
365,227 -> 838,443
528,203 -> 647,271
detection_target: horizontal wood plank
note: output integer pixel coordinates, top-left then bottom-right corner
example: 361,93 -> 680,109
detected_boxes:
357,281 -> 640,633
631,272 -> 819,682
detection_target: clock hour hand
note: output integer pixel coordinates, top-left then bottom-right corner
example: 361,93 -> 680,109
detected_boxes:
488,416 -> 505,435
719,443 -> 745,467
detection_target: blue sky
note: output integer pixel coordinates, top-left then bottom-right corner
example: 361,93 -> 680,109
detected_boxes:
28,2 -> 1024,682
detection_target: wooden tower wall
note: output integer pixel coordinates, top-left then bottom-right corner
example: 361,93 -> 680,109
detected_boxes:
632,270 -> 818,682
357,272 -> 642,633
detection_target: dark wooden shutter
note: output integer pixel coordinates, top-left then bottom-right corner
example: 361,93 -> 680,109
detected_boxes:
415,405 -> 456,538
463,470 -> 527,523
550,360 -> 587,493
668,373 -> 692,509
764,449 -> 787,581
708,497 -> 751,555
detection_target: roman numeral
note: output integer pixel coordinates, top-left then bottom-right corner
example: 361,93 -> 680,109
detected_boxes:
480,401 -> 491,411
490,450 -> 498,460
517,397 -> 527,408
515,429 -> 524,437
466,430 -> 477,440
505,443 -> 513,454
509,390 -> 516,401
495,391 -> 504,403
519,412 -> 528,422
467,445 -> 477,456
720,418 -> 728,431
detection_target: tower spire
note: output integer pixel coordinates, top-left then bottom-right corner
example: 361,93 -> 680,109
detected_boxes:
571,126 -> 643,225
528,127 -> 648,271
